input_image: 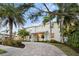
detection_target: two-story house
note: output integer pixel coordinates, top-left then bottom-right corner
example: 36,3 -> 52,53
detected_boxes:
26,19 -> 61,42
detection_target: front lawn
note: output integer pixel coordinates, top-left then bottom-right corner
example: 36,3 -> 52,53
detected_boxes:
0,49 -> 6,54
36,41 -> 79,56
51,43 -> 79,56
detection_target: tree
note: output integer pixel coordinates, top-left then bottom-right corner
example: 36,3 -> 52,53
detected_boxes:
18,29 -> 29,40
43,3 -> 55,40
56,3 -> 79,43
0,3 -> 34,39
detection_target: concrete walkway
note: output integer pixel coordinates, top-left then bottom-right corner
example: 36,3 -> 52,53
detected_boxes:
0,42 -> 66,56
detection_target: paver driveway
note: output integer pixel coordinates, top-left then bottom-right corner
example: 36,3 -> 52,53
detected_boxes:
0,42 -> 66,56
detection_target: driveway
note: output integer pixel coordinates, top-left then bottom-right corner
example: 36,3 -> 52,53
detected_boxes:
0,42 -> 66,56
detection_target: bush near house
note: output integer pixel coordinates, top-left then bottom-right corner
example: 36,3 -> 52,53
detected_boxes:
62,30 -> 79,53
35,39 -> 60,43
67,30 -> 79,48
62,22 -> 79,48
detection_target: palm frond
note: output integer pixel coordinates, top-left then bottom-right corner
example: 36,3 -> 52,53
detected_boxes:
17,3 -> 34,14
27,11 -> 43,22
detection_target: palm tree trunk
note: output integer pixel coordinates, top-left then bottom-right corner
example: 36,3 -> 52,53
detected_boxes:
8,16 -> 13,39
60,3 -> 65,43
49,19 -> 52,40
60,16 -> 64,43
43,3 -> 53,40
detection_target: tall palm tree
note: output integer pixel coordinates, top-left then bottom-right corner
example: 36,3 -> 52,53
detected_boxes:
56,3 -> 65,43
56,3 -> 79,43
0,3 -> 34,39
43,3 -> 55,40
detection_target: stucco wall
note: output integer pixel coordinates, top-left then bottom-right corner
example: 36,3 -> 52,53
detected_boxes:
26,22 -> 61,42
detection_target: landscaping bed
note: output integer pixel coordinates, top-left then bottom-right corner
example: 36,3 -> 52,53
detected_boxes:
1,39 -> 25,48
0,49 -> 6,54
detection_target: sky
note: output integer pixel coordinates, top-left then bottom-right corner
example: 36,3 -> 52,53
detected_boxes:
23,3 -> 58,27
0,3 -> 59,33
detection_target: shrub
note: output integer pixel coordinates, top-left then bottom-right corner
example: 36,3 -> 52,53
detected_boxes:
2,39 -> 25,48
35,39 -> 60,43
0,49 -> 6,54
67,30 -> 79,48
49,40 -> 59,43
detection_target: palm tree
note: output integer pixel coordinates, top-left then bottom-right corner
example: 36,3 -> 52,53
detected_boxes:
56,3 -> 79,43
56,3 -> 65,43
43,3 -> 55,40
0,3 -> 34,39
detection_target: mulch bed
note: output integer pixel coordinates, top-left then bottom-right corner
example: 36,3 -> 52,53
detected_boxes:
0,42 -> 25,48
17,44 -> 25,48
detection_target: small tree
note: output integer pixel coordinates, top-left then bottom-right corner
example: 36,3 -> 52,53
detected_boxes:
18,29 -> 29,40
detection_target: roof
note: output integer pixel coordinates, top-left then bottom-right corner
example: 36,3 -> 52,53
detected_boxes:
31,32 -> 44,34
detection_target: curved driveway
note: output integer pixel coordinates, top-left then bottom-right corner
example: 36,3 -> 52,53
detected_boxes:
0,42 -> 66,56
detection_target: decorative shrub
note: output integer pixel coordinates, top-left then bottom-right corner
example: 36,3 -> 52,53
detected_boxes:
35,39 -> 60,43
67,30 -> 79,48
2,39 -> 25,48
49,40 -> 60,43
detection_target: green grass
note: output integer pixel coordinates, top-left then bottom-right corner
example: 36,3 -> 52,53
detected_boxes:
0,49 -> 6,54
51,43 -> 79,56
36,41 -> 79,56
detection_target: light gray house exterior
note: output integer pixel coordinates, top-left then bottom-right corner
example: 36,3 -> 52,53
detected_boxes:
26,20 -> 61,42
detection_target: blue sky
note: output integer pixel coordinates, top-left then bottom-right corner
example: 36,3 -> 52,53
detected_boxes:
24,3 -> 58,27
0,3 -> 59,33
14,3 -> 59,32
